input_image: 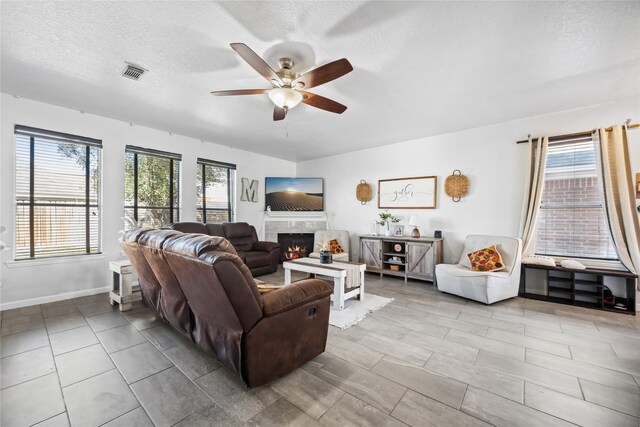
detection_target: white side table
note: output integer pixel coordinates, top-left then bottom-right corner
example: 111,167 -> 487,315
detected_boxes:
109,260 -> 141,311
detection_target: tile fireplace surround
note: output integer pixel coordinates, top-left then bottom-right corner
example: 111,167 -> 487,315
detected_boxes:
261,211 -> 328,243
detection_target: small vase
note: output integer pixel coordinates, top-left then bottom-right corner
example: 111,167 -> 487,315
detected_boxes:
320,250 -> 333,264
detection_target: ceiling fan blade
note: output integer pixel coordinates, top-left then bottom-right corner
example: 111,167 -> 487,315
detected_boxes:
301,91 -> 347,114
294,58 -> 353,89
230,43 -> 282,85
273,106 -> 287,121
211,89 -> 268,96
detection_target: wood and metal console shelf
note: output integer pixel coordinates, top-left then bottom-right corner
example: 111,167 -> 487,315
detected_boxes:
520,263 -> 637,315
359,235 -> 443,283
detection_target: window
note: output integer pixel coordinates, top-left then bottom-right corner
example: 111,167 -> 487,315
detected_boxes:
196,158 -> 235,223
534,136 -> 618,260
15,126 -> 102,259
124,146 -> 181,229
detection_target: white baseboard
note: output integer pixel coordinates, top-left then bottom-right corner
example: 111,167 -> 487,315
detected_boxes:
0,286 -> 111,311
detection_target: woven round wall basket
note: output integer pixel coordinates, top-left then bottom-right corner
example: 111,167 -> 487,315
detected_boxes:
444,170 -> 469,202
356,179 -> 372,205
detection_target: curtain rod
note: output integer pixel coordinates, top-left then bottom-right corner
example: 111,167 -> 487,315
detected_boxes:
515,123 -> 639,144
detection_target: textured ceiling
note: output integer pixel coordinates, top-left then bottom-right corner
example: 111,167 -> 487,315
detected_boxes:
2,1 -> 639,161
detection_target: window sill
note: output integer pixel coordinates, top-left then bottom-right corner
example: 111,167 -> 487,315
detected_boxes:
5,254 -> 107,268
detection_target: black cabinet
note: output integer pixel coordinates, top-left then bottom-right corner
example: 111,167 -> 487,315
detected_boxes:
520,264 -> 636,315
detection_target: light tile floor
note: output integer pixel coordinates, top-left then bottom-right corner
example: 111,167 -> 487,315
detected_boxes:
1,268 -> 639,426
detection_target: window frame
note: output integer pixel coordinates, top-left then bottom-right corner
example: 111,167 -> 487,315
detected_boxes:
197,158 -> 236,223
124,145 -> 181,227
533,135 -> 619,262
14,125 -> 102,260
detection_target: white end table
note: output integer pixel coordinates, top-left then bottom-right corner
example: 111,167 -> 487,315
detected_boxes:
109,260 -> 141,311
283,258 -> 365,310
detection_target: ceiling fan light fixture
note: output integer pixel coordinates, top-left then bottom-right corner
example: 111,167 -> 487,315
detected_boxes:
268,87 -> 303,109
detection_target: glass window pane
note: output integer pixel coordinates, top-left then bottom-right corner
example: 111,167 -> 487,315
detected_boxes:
15,135 -> 30,202
205,165 -> 229,209
124,149 -> 180,229
196,164 -> 204,209
534,139 -> 618,260
172,160 -> 180,222
197,161 -> 235,223
137,208 -> 171,229
15,204 -> 29,259
124,152 -> 135,206
15,130 -> 102,260
137,154 -> 170,208
206,210 -> 229,223
33,205 -> 88,257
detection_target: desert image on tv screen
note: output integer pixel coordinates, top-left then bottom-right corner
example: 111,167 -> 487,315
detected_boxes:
265,178 -> 323,211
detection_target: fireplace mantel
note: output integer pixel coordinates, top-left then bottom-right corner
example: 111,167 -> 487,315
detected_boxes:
261,211 -> 328,241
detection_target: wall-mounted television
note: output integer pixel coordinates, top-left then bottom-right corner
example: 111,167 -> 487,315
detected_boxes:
265,177 -> 324,212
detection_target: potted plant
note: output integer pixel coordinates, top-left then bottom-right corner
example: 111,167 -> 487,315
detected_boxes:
378,211 -> 400,236
317,241 -> 333,264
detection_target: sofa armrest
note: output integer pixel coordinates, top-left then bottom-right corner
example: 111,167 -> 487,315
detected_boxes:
253,241 -> 280,252
261,279 -> 332,316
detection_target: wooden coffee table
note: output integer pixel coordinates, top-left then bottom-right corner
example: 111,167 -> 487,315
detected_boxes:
283,257 -> 365,310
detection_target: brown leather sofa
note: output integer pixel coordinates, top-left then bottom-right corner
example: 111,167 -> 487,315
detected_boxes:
120,228 -> 332,388
170,222 -> 279,277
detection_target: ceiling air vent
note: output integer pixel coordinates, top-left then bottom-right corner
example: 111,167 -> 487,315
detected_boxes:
122,63 -> 147,81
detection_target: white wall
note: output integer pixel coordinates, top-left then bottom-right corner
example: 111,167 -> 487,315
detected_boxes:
0,94 -> 295,309
297,97 -> 640,266
2,94 -> 638,309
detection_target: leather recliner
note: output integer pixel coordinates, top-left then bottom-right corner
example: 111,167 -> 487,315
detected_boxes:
121,229 -> 332,388
170,222 -> 280,277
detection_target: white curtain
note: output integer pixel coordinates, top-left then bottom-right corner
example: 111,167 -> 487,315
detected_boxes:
597,125 -> 640,281
519,136 -> 549,257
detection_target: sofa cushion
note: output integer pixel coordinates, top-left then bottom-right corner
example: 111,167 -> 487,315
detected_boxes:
120,229 -> 163,313
261,280 -> 332,316
206,223 -> 225,237
245,252 -> 271,269
223,222 -> 252,239
170,222 -> 208,234
467,245 -> 505,272
138,230 -> 193,336
223,222 -> 256,251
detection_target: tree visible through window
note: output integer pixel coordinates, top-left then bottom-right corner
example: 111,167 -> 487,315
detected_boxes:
197,158 -> 236,223
124,146 -> 181,229
534,137 -> 618,260
15,126 -> 102,259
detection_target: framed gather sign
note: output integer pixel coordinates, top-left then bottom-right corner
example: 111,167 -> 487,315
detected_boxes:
378,176 -> 437,209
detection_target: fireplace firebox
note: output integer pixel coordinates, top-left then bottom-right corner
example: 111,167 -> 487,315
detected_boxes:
277,233 -> 315,262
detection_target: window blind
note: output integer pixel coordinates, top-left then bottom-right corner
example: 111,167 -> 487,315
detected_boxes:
14,125 -> 102,260
534,136 -> 618,260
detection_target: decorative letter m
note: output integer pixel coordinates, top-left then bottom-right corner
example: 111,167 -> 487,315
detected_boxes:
241,178 -> 259,202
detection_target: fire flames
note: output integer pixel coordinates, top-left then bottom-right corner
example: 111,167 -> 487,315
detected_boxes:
284,244 -> 308,260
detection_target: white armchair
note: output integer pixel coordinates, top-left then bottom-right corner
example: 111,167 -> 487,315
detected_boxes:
309,230 -> 350,262
436,235 -> 522,304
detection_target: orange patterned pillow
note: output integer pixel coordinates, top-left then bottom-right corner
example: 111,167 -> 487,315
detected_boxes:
467,245 -> 505,272
329,239 -> 344,254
